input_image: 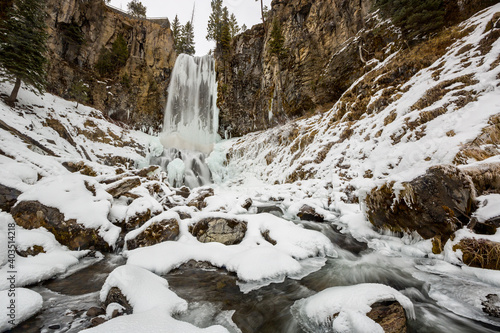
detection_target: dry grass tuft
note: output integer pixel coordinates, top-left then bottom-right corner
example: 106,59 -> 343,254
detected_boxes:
453,238 -> 500,270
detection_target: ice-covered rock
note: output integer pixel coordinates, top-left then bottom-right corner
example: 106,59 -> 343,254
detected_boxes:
291,283 -> 415,333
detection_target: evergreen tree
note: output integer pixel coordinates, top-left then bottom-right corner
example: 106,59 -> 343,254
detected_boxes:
220,8 -> 231,57
268,18 -> 285,59
69,80 -> 89,108
229,13 -> 240,39
0,0 -> 14,24
95,34 -> 129,76
171,15 -> 182,52
255,0 -> 267,32
180,21 -> 195,55
0,0 -> 48,105
206,0 -> 224,52
376,0 -> 445,40
241,24 -> 247,32
127,0 -> 146,18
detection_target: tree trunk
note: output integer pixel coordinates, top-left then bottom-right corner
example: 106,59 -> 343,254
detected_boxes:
260,0 -> 267,34
6,77 -> 21,105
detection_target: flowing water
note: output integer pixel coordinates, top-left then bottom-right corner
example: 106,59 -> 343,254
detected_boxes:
15,212 -> 500,332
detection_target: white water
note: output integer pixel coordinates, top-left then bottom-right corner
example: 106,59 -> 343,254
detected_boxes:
153,54 -> 219,188
160,54 -> 219,154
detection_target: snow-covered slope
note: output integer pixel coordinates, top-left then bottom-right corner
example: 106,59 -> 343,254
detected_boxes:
0,81 -> 161,179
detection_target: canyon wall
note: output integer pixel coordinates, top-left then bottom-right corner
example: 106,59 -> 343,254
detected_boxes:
44,0 -> 176,131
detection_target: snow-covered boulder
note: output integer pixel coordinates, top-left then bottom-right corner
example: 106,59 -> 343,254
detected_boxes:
125,212 -> 180,250
187,187 -> 215,210
291,283 -> 415,333
189,216 -> 247,245
81,265 -> 228,333
0,288 -> 43,332
11,174 -> 120,251
365,165 -> 475,247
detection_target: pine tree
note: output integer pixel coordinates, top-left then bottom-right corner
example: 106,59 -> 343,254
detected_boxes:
206,0 -> 224,52
69,80 -> 89,108
171,15 -> 182,52
229,13 -> 240,39
269,18 -> 285,59
127,0 -> 146,18
0,0 -> 48,105
220,8 -> 231,58
180,21 -> 195,55
242,24 -> 247,32
376,0 -> 445,40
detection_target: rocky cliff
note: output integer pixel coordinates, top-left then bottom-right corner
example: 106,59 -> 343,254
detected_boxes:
217,0 -> 498,137
44,0 -> 176,132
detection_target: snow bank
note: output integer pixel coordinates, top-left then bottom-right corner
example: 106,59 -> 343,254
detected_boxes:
291,283 -> 415,333
0,214 -> 87,290
17,174 -> 121,246
81,265 -> 228,333
0,288 -> 43,332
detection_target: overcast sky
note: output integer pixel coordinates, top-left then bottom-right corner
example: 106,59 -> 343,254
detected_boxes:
108,0 -> 272,56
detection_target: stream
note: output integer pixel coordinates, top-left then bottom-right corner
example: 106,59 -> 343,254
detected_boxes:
11,207 -> 500,333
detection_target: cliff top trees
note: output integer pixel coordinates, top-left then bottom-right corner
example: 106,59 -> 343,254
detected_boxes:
206,0 -> 240,54
127,0 -> 146,18
172,14 -> 195,55
0,0 -> 48,105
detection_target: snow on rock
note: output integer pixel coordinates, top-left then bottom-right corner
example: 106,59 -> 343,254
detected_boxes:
14,174 -> 120,247
99,265 -> 187,314
124,211 -> 180,250
0,288 -> 43,332
81,265 -> 228,333
473,194 -> 500,223
291,283 -> 415,333
0,213 -> 87,290
126,213 -> 336,288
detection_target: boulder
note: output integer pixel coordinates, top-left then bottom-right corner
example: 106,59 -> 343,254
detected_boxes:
105,177 -> 141,198
126,218 -> 180,250
297,204 -> 325,222
187,187 -> 214,210
241,198 -> 253,210
86,307 -> 105,318
16,245 -> 46,257
103,287 -> 133,315
462,162 -> 500,195
175,186 -> 191,198
482,294 -> 500,318
62,161 -> 97,177
11,200 -> 112,252
0,183 -> 21,212
365,165 -> 475,241
189,217 -> 247,245
453,238 -> 500,270
367,301 -> 408,333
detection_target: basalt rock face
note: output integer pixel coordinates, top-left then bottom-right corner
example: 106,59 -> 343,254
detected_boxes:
217,0 -> 388,137
44,0 -> 176,132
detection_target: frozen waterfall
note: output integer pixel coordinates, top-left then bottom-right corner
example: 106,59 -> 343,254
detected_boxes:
152,54 -> 219,188
160,54 -> 219,154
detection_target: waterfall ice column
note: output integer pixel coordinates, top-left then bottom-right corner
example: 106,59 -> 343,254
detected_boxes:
160,54 -> 219,154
